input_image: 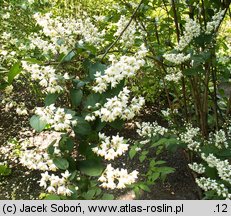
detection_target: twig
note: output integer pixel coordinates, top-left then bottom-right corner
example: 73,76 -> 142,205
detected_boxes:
171,0 -> 180,42
101,0 -> 144,60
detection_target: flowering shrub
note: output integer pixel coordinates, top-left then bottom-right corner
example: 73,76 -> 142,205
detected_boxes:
0,0 -> 151,199
0,0 -> 230,200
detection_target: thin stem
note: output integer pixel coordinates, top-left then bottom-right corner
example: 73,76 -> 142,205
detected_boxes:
101,0 -> 144,60
201,0 -> 207,28
226,92 -> 231,117
171,0 -> 180,42
211,67 -> 219,130
154,18 -> 161,45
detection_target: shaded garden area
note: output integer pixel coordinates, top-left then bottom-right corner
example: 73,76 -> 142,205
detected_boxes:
0,0 -> 230,200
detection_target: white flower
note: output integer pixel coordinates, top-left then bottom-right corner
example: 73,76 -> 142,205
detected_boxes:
201,153 -> 231,184
98,164 -> 138,189
114,15 -> 137,47
208,129 -> 228,149
92,133 -> 129,160
188,162 -> 205,174
87,87 -> 145,122
47,186 -> 56,193
136,121 -> 168,140
163,53 -> 191,65
179,124 -> 200,151
61,170 -> 71,179
196,177 -> 231,199
31,13 -> 104,56
176,18 -> 201,51
22,62 -> 65,94
93,45 -> 147,93
205,10 -> 226,34
165,71 -> 182,82
34,104 -> 77,132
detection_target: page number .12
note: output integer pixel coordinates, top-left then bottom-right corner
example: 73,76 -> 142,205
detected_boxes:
215,204 -> 228,213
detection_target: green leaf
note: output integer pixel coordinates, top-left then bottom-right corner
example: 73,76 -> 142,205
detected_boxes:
8,62 -> 22,84
194,34 -> 213,46
155,160 -> 166,165
129,146 -> 138,159
82,189 -> 96,200
70,89 -> 83,107
66,138 -> 75,151
69,170 -> 78,181
101,193 -> 114,200
139,150 -> 148,163
109,119 -> 124,130
95,188 -> 102,196
59,136 -> 74,152
62,50 -> 76,62
23,58 -> 43,64
217,148 -> 231,157
30,115 -> 47,132
84,93 -> 101,108
47,140 -> 57,155
183,68 -> 199,76
53,157 -> 69,170
87,61 -> 107,80
205,166 -> 217,179
139,184 -> 151,192
73,117 -> 92,135
78,160 -> 104,177
133,186 -> 141,198
72,79 -> 86,89
0,165 -> 11,176
149,172 -> 160,182
104,80 -> 125,99
158,167 -> 175,175
151,138 -> 178,148
44,194 -> 61,200
95,119 -> 106,132
45,93 -> 59,106
0,82 -> 8,90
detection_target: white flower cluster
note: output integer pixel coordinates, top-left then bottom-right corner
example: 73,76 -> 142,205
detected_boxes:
161,108 -> 178,117
86,87 -> 145,122
98,164 -> 138,189
196,177 -> 231,199
39,171 -> 74,196
22,62 -> 68,93
35,104 -> 77,131
4,85 -> 13,95
163,53 -> 191,65
31,13 -> 104,55
16,102 -> 28,116
0,132 -> 62,171
209,129 -> 228,149
0,138 -> 19,162
2,94 -> 28,115
176,18 -> 201,51
206,10 -> 226,34
27,0 -> 35,4
92,133 -> 129,160
165,71 -> 183,82
188,162 -> 205,174
19,138 -> 60,172
201,153 -> 231,184
136,121 -> 168,138
93,44 -> 147,93
179,124 -> 201,151
114,15 -> 137,47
